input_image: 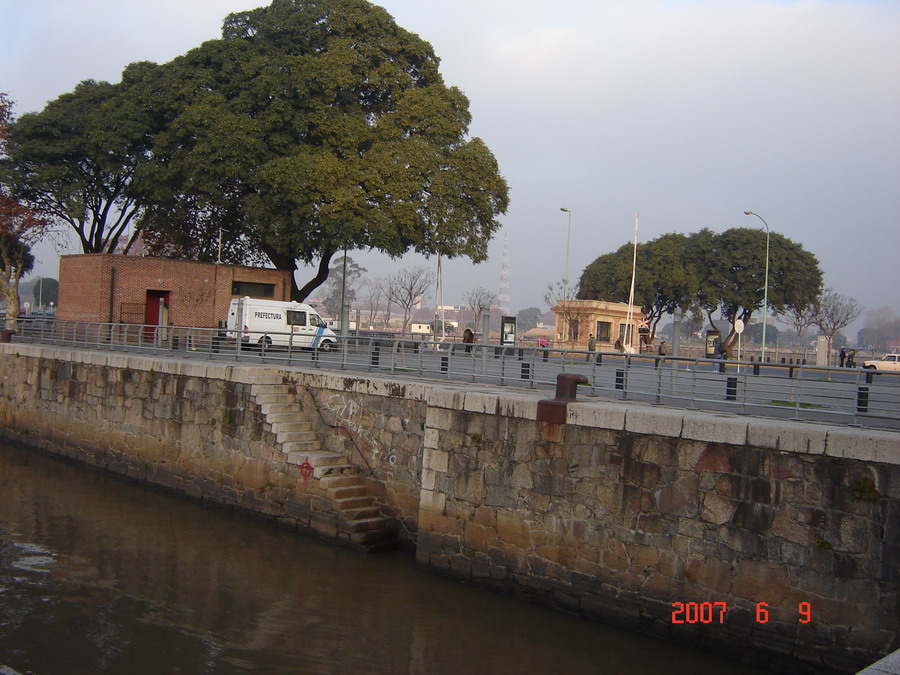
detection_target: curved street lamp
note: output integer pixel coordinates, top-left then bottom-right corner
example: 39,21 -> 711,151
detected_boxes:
560,207 -> 572,343
743,211 -> 770,363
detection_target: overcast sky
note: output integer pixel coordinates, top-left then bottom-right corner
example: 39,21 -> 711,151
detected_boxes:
2,0 -> 898,334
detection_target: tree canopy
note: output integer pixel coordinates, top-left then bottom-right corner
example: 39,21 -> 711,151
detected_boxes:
26,0 -> 506,301
3,81 -> 148,255
578,227 -> 823,347
4,0 -> 509,300
579,232 -> 697,341
1,93 -> 48,328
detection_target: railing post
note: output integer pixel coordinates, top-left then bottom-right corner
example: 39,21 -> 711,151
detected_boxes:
857,386 -> 869,413
726,376 -> 737,401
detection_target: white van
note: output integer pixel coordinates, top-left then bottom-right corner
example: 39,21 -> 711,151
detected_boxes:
226,297 -> 338,351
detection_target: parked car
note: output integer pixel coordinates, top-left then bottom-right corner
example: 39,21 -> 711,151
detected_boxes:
863,354 -> 900,371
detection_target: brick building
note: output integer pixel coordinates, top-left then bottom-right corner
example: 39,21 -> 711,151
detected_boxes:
57,254 -> 293,329
552,299 -> 646,350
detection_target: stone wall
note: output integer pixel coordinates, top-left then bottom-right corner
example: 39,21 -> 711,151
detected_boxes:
415,390 -> 900,674
0,345 -> 359,546
281,371 -> 430,539
1,343 -> 898,674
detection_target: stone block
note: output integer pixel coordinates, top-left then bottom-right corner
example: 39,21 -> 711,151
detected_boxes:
567,402 -> 626,431
624,407 -> 684,438
498,395 -> 540,420
464,522 -> 497,552
732,560 -> 790,605
418,488 -> 446,514
426,386 -> 466,411
422,446 -> 448,472
421,468 -> 437,491
511,462 -> 534,489
655,474 -> 700,518
497,510 -> 532,549
463,391 -> 499,415
682,414 -> 747,446
825,428 -> 900,465
684,556 -> 733,593
770,513 -> 816,547
701,494 -> 736,525
485,486 -> 518,509
424,407 -> 454,432
746,419 -> 828,455
690,444 -> 732,473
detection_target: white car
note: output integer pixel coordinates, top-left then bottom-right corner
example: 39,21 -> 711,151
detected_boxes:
863,354 -> 900,371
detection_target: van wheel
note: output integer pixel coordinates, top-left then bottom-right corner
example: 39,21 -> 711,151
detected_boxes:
258,336 -> 272,349
318,340 -> 334,352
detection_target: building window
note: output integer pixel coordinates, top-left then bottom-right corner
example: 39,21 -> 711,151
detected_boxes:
568,318 -> 579,342
596,321 -> 611,342
232,282 -> 274,298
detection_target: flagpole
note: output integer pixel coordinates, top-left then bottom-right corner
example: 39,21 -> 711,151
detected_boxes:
625,213 -> 639,351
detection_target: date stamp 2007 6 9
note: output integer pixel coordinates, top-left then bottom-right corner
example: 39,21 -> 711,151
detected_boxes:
670,602 -> 812,624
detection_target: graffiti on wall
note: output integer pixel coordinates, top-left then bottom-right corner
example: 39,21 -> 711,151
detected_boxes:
318,392 -> 397,465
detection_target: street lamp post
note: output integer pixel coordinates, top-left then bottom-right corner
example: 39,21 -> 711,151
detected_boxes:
743,211 -> 770,363
560,207 -> 572,344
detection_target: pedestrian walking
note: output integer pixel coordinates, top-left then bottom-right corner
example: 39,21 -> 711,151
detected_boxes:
586,334 -> 596,361
847,349 -> 856,368
463,328 -> 474,353
839,347 -> 846,367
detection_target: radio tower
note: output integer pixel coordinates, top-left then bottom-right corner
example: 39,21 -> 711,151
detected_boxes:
498,232 -> 511,315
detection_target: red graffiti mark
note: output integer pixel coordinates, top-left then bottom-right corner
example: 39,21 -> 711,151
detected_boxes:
299,457 -> 313,487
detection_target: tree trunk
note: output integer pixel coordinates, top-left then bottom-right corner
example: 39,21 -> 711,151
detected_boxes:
260,244 -> 336,302
1,280 -> 20,332
296,249 -> 336,302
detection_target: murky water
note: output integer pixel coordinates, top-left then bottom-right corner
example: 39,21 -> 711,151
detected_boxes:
0,441 -> 770,674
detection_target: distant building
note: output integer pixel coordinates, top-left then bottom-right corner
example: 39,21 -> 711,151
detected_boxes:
57,254 -> 292,329
552,299 -> 645,349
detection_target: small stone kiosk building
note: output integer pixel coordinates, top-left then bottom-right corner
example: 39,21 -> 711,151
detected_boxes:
552,299 -> 646,350
57,254 -> 293,330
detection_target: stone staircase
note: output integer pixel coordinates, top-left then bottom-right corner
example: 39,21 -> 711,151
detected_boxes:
250,379 -> 397,552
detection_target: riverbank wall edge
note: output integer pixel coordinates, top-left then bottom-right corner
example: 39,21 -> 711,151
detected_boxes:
0,343 -> 897,674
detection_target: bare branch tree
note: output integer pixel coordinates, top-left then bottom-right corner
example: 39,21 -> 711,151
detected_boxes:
813,289 -> 863,357
465,286 -> 498,334
780,301 -> 819,344
545,280 -> 578,344
386,266 -> 434,334
359,277 -> 386,329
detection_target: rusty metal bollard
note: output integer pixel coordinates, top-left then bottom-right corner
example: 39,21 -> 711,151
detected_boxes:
537,373 -> 588,424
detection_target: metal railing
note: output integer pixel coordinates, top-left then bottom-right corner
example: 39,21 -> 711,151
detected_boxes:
11,318 -> 900,430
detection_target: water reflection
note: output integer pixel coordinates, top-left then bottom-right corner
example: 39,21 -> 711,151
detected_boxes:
0,442 -> 769,674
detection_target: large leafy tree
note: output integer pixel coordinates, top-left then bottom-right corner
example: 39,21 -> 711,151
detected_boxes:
4,81 -> 149,255
697,228 -> 822,349
130,0 -> 509,299
0,93 -> 47,329
578,228 -> 822,350
579,232 -> 697,343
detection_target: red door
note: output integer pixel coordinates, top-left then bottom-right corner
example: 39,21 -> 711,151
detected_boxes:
143,291 -> 170,342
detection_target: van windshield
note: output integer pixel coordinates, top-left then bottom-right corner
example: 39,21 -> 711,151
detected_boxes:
286,310 -> 306,326
309,314 -> 327,328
